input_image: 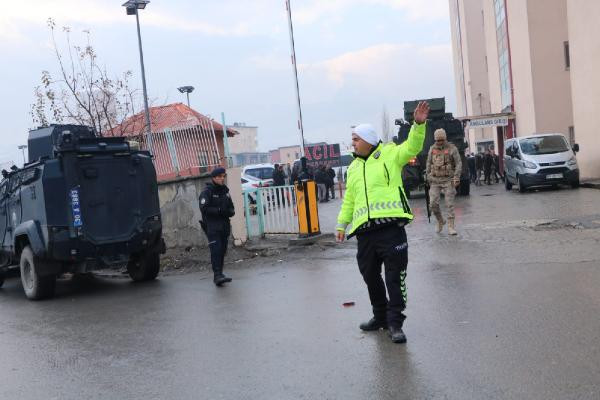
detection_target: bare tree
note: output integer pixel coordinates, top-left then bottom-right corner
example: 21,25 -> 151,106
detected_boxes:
381,105 -> 391,143
31,18 -> 145,137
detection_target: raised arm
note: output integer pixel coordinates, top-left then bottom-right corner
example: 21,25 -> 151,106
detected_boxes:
394,101 -> 430,167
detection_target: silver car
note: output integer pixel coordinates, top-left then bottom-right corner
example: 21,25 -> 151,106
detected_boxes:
504,134 -> 580,192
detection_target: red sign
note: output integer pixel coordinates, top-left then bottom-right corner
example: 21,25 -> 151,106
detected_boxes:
303,143 -> 341,167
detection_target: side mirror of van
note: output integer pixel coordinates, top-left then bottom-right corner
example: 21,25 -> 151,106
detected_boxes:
573,143 -> 580,153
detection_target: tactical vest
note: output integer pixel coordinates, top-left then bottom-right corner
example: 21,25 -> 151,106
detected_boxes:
431,146 -> 455,178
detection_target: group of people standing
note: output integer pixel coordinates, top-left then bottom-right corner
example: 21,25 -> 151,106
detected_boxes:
314,165 -> 336,203
467,149 -> 503,186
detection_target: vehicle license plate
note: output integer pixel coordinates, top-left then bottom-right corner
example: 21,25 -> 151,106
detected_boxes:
546,173 -> 563,179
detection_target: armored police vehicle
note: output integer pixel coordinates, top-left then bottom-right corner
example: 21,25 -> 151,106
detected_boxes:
394,98 -> 470,197
0,125 -> 164,300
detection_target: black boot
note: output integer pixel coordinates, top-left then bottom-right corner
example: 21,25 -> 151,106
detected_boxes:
214,274 -> 232,286
389,326 -> 407,343
359,317 -> 388,331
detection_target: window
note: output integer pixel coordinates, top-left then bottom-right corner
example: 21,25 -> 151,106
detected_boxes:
568,126 -> 575,145
245,167 -> 274,180
564,41 -> 570,70
494,0 -> 512,110
519,136 -> 569,155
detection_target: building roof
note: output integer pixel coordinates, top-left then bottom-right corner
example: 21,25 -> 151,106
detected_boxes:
107,102 -> 238,137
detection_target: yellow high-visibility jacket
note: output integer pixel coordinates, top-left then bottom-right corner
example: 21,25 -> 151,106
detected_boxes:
336,122 -> 426,236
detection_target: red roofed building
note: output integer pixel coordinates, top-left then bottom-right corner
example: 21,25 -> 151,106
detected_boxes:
108,103 -> 237,181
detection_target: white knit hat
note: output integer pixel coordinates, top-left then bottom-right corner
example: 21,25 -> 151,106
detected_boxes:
352,124 -> 379,146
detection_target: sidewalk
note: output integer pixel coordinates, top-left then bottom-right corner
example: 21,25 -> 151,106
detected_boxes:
581,179 -> 600,189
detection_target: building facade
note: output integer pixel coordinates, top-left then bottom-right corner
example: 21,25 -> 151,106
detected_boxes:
232,152 -> 270,167
227,123 -> 258,154
270,145 -> 301,166
566,0 -> 600,180
449,0 -> 598,179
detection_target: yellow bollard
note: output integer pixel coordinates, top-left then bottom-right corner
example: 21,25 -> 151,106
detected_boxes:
296,180 -> 321,237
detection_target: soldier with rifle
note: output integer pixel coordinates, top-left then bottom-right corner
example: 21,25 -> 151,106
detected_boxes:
425,129 -> 462,235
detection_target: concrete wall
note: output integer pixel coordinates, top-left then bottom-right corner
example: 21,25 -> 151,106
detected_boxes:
482,0 -> 503,114
567,0 -> 600,180
528,0 -> 573,136
158,168 -> 247,249
449,0 -> 468,117
506,0 -> 537,136
449,0 -> 495,152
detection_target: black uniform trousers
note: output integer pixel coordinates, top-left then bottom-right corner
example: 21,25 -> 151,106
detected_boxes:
356,224 -> 408,328
207,229 -> 229,276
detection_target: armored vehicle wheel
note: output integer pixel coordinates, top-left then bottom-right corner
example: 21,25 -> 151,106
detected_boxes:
127,252 -> 160,282
571,180 -> 580,189
19,246 -> 56,300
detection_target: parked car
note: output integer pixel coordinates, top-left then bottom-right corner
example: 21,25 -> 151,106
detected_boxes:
242,164 -> 275,187
504,134 -> 580,193
241,176 -> 263,204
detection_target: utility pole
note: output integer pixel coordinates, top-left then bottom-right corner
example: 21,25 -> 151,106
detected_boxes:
285,0 -> 306,157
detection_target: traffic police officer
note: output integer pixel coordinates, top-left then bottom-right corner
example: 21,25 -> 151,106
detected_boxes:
426,128 -> 462,235
336,101 -> 430,344
199,167 -> 235,286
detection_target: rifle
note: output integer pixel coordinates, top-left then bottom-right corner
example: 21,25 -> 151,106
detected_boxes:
424,180 -> 431,223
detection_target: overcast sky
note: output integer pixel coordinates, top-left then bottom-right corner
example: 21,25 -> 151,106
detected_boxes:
0,0 -> 456,165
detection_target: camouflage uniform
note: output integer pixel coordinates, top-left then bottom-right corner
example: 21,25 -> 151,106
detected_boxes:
426,135 -> 462,234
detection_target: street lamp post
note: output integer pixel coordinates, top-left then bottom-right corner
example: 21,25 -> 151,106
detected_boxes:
17,145 -> 27,165
122,0 -> 152,136
177,86 -> 195,107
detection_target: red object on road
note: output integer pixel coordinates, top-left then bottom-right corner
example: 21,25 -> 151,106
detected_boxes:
343,302 -> 355,307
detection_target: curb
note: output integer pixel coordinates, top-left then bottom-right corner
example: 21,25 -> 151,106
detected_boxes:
289,233 -> 336,246
581,182 -> 600,189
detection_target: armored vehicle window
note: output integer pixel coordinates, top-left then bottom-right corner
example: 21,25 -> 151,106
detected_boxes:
20,168 -> 39,185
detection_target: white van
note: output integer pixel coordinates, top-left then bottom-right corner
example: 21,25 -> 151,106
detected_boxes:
503,133 -> 580,192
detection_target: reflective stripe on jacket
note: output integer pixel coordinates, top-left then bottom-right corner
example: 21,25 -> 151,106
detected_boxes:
336,122 -> 426,235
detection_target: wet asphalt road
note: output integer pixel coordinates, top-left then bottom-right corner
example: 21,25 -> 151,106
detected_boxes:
1,184 -> 600,399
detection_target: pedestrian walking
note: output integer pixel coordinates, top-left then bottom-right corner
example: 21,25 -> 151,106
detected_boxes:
336,101 -> 430,344
315,165 -> 328,202
327,164 -> 336,200
426,128 -> 462,235
272,164 -> 286,206
199,167 -> 235,287
483,149 -> 493,185
467,152 -> 477,183
272,164 -> 286,186
475,151 -> 484,186
492,151 -> 503,182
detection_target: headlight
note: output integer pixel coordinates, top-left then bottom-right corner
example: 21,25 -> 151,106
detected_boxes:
567,156 -> 577,166
523,161 -> 537,169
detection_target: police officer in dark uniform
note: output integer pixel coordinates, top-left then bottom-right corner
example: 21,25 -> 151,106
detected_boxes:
199,167 -> 235,286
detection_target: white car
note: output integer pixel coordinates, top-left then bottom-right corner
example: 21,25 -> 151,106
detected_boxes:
242,164 -> 275,187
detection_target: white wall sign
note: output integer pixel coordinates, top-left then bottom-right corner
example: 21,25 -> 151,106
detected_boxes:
466,117 -> 509,129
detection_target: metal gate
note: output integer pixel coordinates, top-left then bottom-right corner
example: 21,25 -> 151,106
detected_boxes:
243,185 -> 298,237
